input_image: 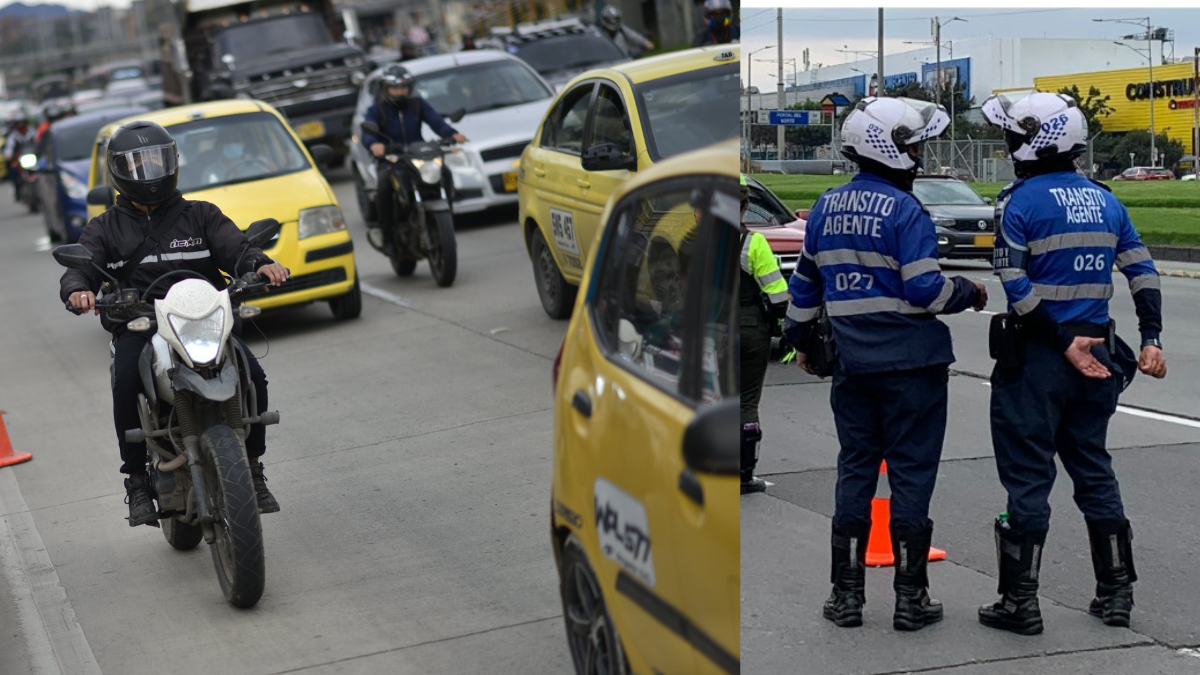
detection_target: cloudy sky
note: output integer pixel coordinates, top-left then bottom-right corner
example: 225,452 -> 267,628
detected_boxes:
741,8 -> 1200,90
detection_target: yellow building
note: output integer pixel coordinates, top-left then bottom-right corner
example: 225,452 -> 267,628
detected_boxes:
1035,63 -> 1200,150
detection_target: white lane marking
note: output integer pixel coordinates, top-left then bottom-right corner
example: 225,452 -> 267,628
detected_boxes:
1178,648 -> 1200,659
0,469 -> 102,675
360,282 -> 420,308
978,381 -> 1200,429
34,237 -> 52,252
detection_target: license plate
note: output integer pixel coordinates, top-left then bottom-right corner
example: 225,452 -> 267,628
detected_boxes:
295,120 -> 325,141
502,171 -> 518,192
974,234 -> 995,247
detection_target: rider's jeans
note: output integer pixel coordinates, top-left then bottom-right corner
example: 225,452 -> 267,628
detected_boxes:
112,329 -> 269,474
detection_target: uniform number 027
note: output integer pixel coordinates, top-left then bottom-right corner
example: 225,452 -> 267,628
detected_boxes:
835,272 -> 874,291
1074,253 -> 1106,272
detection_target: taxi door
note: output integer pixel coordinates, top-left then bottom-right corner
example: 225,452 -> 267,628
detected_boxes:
572,177 -> 717,674
572,82 -> 639,270
666,183 -> 741,675
523,81 -> 597,282
86,135 -> 112,220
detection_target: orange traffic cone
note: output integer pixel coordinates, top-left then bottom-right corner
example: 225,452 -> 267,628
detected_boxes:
865,461 -> 945,567
0,411 -> 33,468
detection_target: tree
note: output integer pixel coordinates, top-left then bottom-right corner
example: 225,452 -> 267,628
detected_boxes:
1092,130 -> 1184,176
1056,85 -> 1113,138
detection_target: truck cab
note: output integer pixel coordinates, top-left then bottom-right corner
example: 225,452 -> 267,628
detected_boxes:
161,0 -> 370,165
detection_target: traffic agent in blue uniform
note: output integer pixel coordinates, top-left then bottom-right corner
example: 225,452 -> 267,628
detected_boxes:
979,92 -> 1167,636
785,97 -> 986,632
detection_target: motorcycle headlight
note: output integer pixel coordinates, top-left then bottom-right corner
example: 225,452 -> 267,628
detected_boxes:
168,306 -> 225,366
297,205 -> 346,239
411,157 -> 443,184
350,71 -> 366,86
60,172 -> 88,200
19,154 -> 36,169
443,150 -> 470,168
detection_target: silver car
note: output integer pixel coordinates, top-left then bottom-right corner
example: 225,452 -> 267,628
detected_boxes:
349,51 -> 555,219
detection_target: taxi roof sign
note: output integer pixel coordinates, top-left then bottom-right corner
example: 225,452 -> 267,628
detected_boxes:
714,49 -> 736,62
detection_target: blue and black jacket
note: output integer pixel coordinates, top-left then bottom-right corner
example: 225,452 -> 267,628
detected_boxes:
361,98 -> 458,148
992,171 -> 1161,350
784,172 -> 980,375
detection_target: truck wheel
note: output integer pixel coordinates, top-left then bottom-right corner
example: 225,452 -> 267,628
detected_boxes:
329,273 -> 363,320
531,229 -> 576,320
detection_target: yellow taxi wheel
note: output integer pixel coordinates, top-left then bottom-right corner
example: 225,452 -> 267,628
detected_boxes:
559,535 -> 629,675
329,273 -> 363,321
530,228 -> 578,320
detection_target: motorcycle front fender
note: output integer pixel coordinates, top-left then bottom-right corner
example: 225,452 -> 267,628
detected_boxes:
171,357 -> 238,402
422,199 -> 449,211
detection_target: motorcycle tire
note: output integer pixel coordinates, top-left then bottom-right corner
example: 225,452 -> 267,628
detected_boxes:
530,228 -> 577,320
426,210 -> 457,287
391,254 -> 418,277
162,517 -> 203,551
200,424 -> 265,608
329,273 -> 363,320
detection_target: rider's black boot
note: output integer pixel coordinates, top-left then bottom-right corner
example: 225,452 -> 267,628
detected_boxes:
978,518 -> 1046,636
892,521 -> 944,631
124,474 -> 159,528
1087,519 -> 1137,627
823,522 -> 869,627
250,461 -> 280,514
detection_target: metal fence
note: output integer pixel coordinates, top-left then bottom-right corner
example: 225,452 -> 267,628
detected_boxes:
923,139 -> 1097,183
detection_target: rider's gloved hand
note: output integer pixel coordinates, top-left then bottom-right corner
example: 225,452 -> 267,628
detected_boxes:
257,262 -> 290,288
69,290 -> 97,315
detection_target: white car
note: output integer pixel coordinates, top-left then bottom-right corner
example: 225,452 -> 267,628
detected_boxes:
349,51 -> 555,219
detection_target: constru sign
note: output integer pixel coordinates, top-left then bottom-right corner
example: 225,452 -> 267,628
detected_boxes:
1126,77 -> 1199,101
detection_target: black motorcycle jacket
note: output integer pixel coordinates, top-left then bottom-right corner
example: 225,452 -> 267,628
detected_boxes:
59,191 -> 274,332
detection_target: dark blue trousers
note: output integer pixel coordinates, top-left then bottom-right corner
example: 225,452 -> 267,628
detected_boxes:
990,339 -> 1124,534
831,364 -> 949,531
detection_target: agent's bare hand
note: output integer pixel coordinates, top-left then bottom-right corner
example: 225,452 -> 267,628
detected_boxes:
1064,336 -> 1111,379
1138,345 -> 1166,379
451,133 -> 468,144
795,350 -> 815,375
370,143 -> 385,158
69,290 -> 97,315
257,263 -> 289,288
973,282 -> 988,311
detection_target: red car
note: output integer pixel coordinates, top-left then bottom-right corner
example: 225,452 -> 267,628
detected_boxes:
1114,166 -> 1174,181
743,175 -> 806,278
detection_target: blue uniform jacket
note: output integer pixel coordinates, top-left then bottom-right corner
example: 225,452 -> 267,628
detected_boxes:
362,98 -> 458,148
993,171 -> 1161,344
784,173 -> 979,375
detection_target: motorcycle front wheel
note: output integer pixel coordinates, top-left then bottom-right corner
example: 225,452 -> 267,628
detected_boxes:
425,210 -> 457,287
201,424 -> 265,608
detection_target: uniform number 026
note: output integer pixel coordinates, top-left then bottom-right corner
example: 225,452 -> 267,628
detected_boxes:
835,272 -> 874,291
1074,253 -> 1106,272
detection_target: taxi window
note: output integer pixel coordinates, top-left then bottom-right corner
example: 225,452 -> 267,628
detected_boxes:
540,83 -> 594,154
590,181 -> 701,400
587,85 -> 632,157
169,112 -> 310,192
696,184 -> 739,403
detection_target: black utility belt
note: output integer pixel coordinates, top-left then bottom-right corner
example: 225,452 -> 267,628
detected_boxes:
989,314 -> 1114,368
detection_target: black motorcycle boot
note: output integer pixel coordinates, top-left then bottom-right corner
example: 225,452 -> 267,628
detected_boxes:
823,523 -> 869,627
124,474 -> 160,528
978,519 -> 1046,635
250,461 -> 280,514
1087,519 -> 1137,627
741,422 -> 766,495
892,522 -> 944,631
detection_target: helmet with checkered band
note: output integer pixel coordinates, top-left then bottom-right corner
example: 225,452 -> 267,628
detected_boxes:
982,92 -> 1088,163
839,97 -> 950,171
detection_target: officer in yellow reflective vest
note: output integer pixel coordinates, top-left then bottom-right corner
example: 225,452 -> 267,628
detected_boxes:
741,174 -> 789,494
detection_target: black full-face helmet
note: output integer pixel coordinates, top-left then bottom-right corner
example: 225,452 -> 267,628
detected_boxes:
108,120 -> 179,207
379,64 -> 416,108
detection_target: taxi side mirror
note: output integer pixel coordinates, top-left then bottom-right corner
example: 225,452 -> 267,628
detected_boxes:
309,144 -> 335,166
581,142 -> 637,172
682,400 -> 738,476
87,185 -> 115,208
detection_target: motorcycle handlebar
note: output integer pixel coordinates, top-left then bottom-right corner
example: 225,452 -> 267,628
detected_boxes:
64,300 -> 84,315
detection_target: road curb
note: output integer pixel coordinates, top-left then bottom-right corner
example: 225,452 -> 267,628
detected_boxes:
1158,269 -> 1200,279
1149,245 -> 1200,264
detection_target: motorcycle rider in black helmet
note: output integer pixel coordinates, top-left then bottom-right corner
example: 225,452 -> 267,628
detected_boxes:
362,64 -> 467,256
599,5 -> 654,58
58,121 -> 289,527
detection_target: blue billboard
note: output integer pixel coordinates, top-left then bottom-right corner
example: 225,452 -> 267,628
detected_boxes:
768,110 -> 821,125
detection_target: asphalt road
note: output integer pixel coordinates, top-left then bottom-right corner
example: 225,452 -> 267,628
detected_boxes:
0,169 -> 576,675
744,261 -> 1200,673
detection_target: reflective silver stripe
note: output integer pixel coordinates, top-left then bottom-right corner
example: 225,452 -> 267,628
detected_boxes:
926,278 -> 956,313
106,260 -> 127,270
1115,246 -> 1152,268
815,248 -> 898,270
1012,293 -> 1041,315
740,235 -> 753,274
792,270 -> 814,284
1129,274 -> 1162,294
1027,232 -> 1118,255
787,304 -> 819,322
826,296 -> 926,317
758,270 -> 784,288
1030,283 -> 1113,301
801,249 -> 816,262
997,268 -> 1027,282
157,250 -> 212,262
1002,222 -> 1028,252
768,290 -> 790,304
900,258 -> 941,280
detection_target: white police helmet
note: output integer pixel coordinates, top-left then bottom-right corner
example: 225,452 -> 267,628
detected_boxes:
982,92 -> 1088,162
840,97 -> 950,170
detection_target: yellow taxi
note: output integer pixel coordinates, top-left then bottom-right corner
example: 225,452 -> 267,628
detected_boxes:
550,139 -> 739,675
86,100 -> 360,318
518,44 -> 739,318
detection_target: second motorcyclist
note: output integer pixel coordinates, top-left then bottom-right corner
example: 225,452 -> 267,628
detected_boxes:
361,64 -> 467,257
58,120 -> 287,527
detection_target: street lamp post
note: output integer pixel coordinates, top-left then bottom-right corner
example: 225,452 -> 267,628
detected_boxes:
931,16 -> 966,110
1095,17 -> 1156,166
747,45 -> 775,158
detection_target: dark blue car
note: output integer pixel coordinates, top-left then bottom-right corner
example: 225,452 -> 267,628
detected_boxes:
39,106 -> 147,243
